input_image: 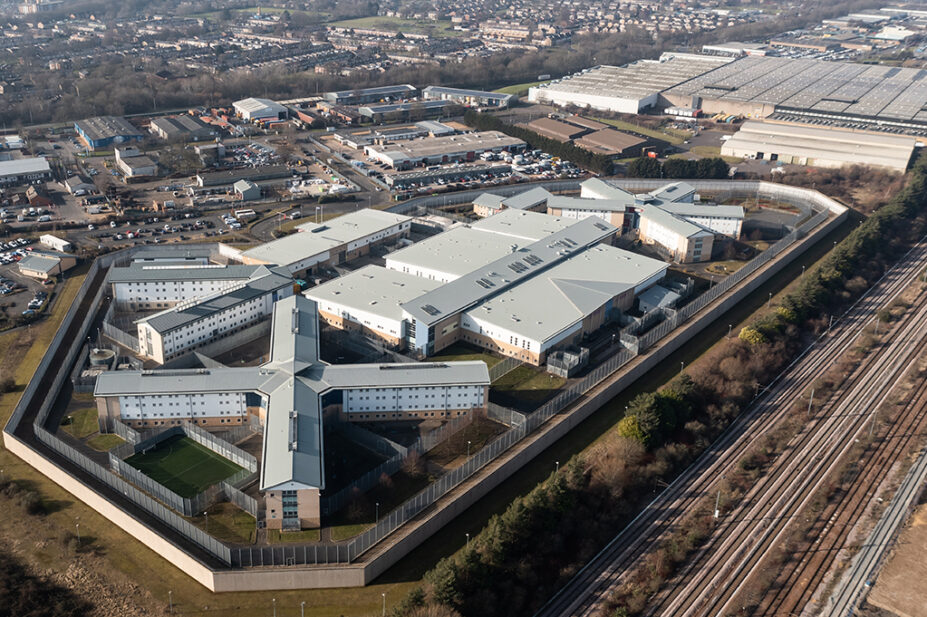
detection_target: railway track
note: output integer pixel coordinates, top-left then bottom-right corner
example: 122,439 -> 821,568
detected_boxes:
758,362 -> 927,617
649,278 -> 927,617
534,238 -> 927,617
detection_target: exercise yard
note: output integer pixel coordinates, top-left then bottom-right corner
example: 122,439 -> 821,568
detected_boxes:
125,435 -> 243,498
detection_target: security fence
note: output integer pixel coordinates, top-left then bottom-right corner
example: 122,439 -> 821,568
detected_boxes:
487,402 -> 527,428
109,451 -> 223,516
334,422 -> 408,458
110,419 -> 141,445
488,355 -> 522,382
101,303 -> 140,352
181,421 -> 257,474
221,480 -> 259,519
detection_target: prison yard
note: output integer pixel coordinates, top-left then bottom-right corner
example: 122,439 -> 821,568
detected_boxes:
125,435 -> 245,498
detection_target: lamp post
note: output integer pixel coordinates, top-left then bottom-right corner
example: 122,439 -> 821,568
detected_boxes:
727,324 -> 732,338
467,440 -> 471,458
168,591 -> 173,615
75,523 -> 80,545
375,502 -> 380,524
767,292 -> 772,308
382,593 -> 387,617
301,601 -> 305,617
465,532 -> 470,548
272,598 -> 276,617
680,361 -> 684,374
555,460 -> 560,473
203,511 -> 208,533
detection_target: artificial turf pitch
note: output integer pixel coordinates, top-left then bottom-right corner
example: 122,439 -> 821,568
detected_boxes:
125,434 -> 243,498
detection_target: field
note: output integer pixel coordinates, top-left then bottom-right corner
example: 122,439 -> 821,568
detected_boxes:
125,435 -> 243,498
431,342 -> 504,369
330,16 -> 464,38
494,80 -> 549,96
593,117 -> 689,145
491,366 -> 566,412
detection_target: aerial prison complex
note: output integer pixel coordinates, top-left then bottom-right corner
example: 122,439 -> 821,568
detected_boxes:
90,188 -> 741,528
95,296 -> 490,531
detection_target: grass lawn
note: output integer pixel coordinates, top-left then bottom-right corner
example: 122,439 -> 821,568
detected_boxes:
330,522 -> 371,542
267,528 -> 321,544
331,16 -> 464,38
431,342 -> 503,369
491,366 -> 566,411
326,470 -> 431,541
705,260 -> 748,276
187,502 -> 255,544
593,117 -> 688,145
59,406 -> 99,439
125,435 -> 243,498
325,431 -> 388,493
494,80 -> 549,96
86,433 -> 125,451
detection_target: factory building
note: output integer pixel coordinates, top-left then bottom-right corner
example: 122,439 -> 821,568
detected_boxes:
422,86 -> 515,108
231,209 -> 411,277
357,100 -> 458,123
232,98 -> 288,122
0,157 -> 52,187
322,84 -> 418,106
196,165 -> 291,188
364,131 -> 526,169
721,121 -> 916,172
115,147 -> 157,179
528,53 -> 733,114
95,295 -> 489,529
149,115 -> 217,142
74,116 -> 144,151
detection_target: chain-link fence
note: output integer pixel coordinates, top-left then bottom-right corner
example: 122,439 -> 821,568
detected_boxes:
488,356 -> 522,382
487,402 -> 527,427
181,421 -> 257,473
101,303 -> 140,352
221,480 -> 259,519
334,421 -> 408,458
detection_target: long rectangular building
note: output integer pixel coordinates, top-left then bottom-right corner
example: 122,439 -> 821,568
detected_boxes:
109,262 -> 271,310
364,131 -> 526,169
74,116 -> 144,150
0,157 -> 52,187
423,86 -> 515,108
234,208 -> 411,277
136,265 -> 295,364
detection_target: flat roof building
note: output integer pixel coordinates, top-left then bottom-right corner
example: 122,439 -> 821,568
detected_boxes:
196,165 -> 291,187
235,209 -> 411,277
422,86 -> 515,108
472,186 -> 552,218
721,121 -> 917,172
234,179 -> 261,201
108,262 -> 271,310
357,100 -> 458,122
74,116 -> 144,151
19,251 -> 76,280
528,53 -> 733,114
322,84 -> 417,105
574,129 -> 647,156
365,131 -> 526,169
526,117 -> 589,142
0,157 -> 51,187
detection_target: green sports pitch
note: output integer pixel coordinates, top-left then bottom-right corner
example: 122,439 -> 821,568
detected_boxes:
125,435 -> 243,498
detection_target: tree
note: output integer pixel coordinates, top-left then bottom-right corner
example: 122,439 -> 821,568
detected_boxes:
626,156 -> 662,178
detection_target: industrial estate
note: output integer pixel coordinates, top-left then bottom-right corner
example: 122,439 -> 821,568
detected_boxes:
4,1 -> 927,617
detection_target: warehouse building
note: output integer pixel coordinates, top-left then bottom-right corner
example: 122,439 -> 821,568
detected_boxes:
74,116 -> 144,151
357,100 -> 458,123
149,115 -> 217,141
0,157 -> 51,187
526,117 -> 589,142
95,295 -> 489,529
234,179 -> 261,201
423,86 -> 515,108
528,53 -> 733,114
232,98 -> 288,122
365,131 -> 526,169
574,129 -> 646,156
662,56 -> 927,133
322,84 -> 417,106
135,265 -> 295,364
720,121 -> 917,172
115,147 -> 157,179
233,209 -> 411,277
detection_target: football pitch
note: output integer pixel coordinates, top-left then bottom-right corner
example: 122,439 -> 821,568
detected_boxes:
125,435 -> 243,498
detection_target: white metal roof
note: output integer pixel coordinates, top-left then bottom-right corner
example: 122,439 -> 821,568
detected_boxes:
0,157 -> 50,178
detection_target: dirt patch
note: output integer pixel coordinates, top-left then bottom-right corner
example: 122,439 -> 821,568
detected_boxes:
869,503 -> 927,617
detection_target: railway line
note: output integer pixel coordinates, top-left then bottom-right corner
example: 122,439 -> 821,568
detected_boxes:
758,361 -> 927,617
649,268 -> 927,617
534,238 -> 927,617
